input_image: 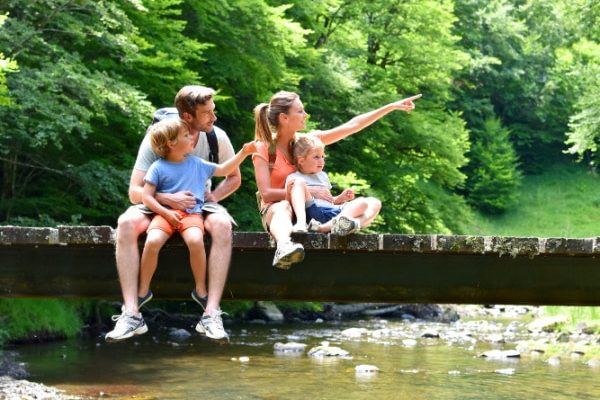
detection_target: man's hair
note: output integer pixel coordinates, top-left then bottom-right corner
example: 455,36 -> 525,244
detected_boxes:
293,135 -> 325,170
175,85 -> 216,117
148,118 -> 188,158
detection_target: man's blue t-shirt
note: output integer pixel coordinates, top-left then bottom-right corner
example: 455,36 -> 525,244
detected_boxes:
144,156 -> 217,214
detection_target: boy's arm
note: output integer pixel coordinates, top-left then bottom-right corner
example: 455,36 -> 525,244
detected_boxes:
142,183 -> 182,227
130,169 -> 196,210
213,141 -> 257,177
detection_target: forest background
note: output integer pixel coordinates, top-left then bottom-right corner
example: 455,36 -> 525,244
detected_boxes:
1,0 -> 600,343
1,0 -> 600,232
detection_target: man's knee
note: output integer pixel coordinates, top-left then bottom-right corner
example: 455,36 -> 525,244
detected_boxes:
204,214 -> 232,243
117,209 -> 149,241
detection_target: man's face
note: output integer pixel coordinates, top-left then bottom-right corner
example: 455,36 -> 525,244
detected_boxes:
186,99 -> 217,134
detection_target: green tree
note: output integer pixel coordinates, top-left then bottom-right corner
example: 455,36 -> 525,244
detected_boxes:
0,0 -> 203,224
463,118 -> 522,214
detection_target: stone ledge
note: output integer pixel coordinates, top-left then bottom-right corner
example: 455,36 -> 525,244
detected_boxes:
1,226 -> 599,257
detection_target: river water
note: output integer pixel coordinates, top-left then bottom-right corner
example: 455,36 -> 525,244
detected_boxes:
13,316 -> 600,399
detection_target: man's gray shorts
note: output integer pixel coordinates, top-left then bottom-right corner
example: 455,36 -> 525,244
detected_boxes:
133,201 -> 237,227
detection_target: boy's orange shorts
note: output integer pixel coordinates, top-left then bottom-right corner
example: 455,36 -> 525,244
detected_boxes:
147,210 -> 204,235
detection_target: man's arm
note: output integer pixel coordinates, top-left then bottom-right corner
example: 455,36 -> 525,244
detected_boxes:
205,167 -> 241,202
204,127 -> 242,202
128,168 -> 196,210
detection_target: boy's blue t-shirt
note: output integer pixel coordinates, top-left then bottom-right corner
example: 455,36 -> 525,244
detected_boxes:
144,156 -> 217,214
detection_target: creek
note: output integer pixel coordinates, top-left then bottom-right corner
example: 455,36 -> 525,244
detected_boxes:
11,311 -> 600,399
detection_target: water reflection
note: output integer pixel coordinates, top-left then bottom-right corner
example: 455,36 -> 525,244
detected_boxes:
13,319 -> 600,399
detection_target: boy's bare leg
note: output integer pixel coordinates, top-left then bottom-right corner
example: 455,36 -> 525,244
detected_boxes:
181,226 -> 208,299
115,207 -> 151,315
203,213 -> 232,315
138,228 -> 171,298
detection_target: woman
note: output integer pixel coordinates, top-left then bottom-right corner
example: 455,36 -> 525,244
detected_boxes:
252,91 -> 421,269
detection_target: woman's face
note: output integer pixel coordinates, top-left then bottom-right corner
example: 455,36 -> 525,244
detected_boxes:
284,99 -> 308,132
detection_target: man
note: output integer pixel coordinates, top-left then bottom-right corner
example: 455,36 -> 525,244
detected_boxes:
106,85 -> 240,342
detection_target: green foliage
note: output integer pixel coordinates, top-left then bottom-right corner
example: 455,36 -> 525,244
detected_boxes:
0,0 -> 202,224
0,13 -> 17,106
0,0 -> 597,238
564,56 -> 600,163
0,299 -> 87,343
463,118 -> 522,214
275,301 -> 323,313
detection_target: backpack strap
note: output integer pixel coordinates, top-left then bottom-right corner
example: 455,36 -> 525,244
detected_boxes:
206,129 -> 219,163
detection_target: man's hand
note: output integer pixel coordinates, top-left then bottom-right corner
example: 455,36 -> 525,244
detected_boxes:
157,191 -> 196,211
204,191 -> 217,203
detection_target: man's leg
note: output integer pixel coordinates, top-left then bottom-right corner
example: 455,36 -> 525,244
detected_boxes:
115,207 -> 151,314
202,212 -> 232,314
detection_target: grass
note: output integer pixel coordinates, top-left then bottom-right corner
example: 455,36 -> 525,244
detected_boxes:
467,162 -> 600,238
0,299 -> 88,345
467,161 -> 600,326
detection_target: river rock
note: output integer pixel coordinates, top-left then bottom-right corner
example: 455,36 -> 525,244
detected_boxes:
545,356 -> 561,366
586,358 -> 600,367
168,328 -> 192,340
494,368 -> 515,375
420,329 -> 440,338
527,316 -> 568,333
254,301 -> 285,322
0,376 -> 81,400
355,364 -> 379,374
341,327 -> 368,337
273,342 -> 307,353
308,345 -> 352,359
478,349 -> 520,359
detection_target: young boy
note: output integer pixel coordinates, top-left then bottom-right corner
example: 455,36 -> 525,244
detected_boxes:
139,118 -> 255,339
286,135 -> 381,235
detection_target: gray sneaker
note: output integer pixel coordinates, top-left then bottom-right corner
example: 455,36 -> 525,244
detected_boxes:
331,215 -> 359,236
272,241 -> 305,270
105,311 -> 148,342
196,309 -> 229,341
138,290 -> 153,309
191,289 -> 208,311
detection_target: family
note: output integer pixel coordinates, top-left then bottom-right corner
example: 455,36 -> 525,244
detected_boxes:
105,85 -> 420,342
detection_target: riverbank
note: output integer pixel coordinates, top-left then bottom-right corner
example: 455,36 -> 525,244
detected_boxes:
0,351 -> 82,399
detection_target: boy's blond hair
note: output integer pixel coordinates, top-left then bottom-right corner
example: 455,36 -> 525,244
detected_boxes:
293,135 -> 325,171
148,118 -> 188,158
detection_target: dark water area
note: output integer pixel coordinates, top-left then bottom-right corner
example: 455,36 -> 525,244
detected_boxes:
12,319 -> 600,399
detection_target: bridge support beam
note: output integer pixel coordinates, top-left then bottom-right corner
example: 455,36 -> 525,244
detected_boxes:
1,226 -> 600,305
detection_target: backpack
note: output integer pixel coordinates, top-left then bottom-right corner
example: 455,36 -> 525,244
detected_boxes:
151,107 -> 219,163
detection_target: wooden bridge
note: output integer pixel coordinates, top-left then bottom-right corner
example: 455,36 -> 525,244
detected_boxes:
1,225 -> 600,305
